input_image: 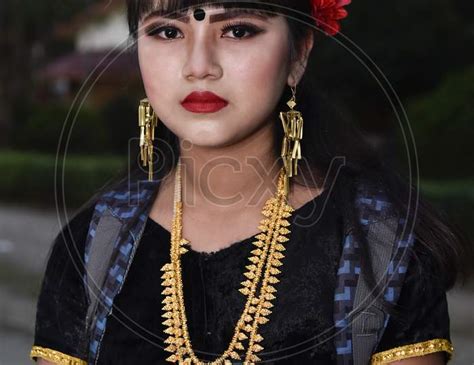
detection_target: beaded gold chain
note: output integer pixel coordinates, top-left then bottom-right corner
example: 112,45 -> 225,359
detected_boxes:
160,160 -> 295,364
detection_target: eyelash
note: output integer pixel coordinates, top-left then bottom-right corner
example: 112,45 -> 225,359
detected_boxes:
145,21 -> 263,41
221,21 -> 263,38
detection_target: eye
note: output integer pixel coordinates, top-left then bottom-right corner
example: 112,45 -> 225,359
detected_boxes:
145,23 -> 183,40
221,21 -> 264,39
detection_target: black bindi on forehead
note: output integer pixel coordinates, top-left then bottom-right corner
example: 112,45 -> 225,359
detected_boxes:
193,8 -> 206,21
142,7 -> 272,24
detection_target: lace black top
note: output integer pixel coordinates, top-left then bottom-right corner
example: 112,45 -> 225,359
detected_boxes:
31,186 -> 453,364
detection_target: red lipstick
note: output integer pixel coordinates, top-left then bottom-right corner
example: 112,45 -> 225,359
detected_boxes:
181,91 -> 228,113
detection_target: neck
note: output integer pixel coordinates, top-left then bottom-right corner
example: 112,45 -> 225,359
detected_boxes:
176,122 -> 282,213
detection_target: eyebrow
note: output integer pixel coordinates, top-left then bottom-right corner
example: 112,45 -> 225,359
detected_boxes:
142,9 -> 270,24
210,9 -> 270,23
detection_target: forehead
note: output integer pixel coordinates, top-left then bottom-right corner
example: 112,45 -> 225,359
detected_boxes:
139,1 -> 278,23
143,8 -> 274,24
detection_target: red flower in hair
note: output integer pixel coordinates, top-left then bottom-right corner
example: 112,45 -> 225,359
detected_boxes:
311,0 -> 351,36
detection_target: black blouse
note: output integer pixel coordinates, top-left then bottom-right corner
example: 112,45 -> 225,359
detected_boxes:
31,186 -> 453,364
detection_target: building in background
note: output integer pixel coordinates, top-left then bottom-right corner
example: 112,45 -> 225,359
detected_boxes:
36,0 -> 141,108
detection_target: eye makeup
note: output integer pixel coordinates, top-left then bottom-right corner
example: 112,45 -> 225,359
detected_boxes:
220,21 -> 265,38
144,22 -> 181,38
144,21 -> 264,40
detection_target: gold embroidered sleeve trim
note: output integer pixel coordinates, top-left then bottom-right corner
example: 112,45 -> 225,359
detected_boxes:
371,338 -> 454,364
30,346 -> 87,365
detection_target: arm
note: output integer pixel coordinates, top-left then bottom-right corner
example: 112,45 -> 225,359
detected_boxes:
30,206 -> 93,365
371,241 -> 454,365
37,360 -> 55,365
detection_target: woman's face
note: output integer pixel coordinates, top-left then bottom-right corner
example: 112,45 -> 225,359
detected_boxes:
137,5 -> 301,148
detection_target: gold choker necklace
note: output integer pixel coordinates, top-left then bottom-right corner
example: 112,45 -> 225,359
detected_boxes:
161,161 -> 294,364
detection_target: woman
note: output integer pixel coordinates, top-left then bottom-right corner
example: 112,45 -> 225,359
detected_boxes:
30,0 -> 471,364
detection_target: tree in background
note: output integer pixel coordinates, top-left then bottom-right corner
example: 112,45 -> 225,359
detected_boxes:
406,65 -> 474,179
312,0 -> 473,132
0,0 -> 93,145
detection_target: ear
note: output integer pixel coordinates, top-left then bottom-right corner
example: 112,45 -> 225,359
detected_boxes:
287,30 -> 314,86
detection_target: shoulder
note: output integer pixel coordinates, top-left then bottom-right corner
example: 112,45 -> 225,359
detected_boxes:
42,204 -> 96,280
371,252 -> 454,363
341,175 -> 454,363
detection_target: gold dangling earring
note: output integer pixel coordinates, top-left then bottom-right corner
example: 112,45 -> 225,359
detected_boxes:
279,84 -> 303,197
138,98 -> 158,181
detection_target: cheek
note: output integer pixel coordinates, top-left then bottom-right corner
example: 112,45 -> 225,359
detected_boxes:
229,37 -> 289,107
138,40 -> 177,103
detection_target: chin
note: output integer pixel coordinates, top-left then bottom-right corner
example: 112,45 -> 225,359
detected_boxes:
184,135 -> 235,149
182,128 -> 245,149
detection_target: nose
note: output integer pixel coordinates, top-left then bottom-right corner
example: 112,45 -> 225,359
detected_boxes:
182,32 -> 223,81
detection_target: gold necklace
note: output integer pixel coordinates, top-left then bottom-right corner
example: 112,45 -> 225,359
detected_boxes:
161,160 -> 294,364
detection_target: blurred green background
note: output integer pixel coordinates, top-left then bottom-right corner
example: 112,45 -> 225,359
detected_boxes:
0,1 -> 473,364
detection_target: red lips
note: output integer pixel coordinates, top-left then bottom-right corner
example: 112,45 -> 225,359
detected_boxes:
181,91 -> 228,113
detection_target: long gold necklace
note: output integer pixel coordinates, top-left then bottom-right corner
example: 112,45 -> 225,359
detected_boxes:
160,160 -> 294,364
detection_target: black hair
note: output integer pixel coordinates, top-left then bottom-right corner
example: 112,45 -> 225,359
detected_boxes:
71,0 -> 472,324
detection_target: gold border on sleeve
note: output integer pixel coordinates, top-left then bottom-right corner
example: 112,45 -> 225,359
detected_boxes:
371,338 -> 454,364
30,346 -> 87,365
